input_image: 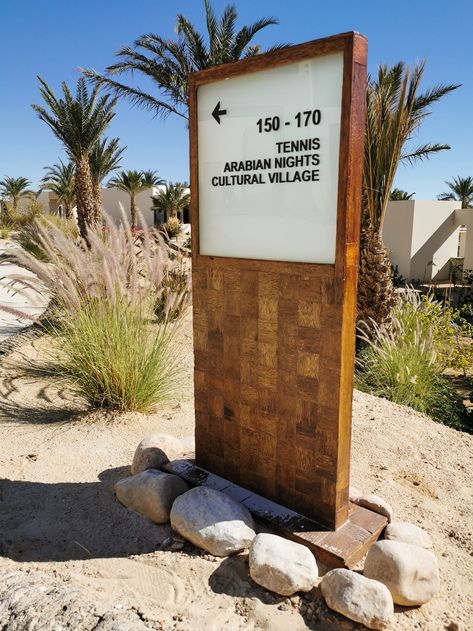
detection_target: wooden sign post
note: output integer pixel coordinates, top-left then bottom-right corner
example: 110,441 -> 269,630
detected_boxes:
173,32 -> 386,566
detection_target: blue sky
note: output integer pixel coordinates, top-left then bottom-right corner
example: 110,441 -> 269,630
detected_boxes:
0,0 -> 472,199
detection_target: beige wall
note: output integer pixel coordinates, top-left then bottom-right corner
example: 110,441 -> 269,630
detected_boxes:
100,187 -> 158,228
383,200 -> 460,281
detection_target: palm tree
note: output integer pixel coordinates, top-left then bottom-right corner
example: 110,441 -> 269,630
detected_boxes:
390,188 -> 414,201
82,0 -> 284,120
358,62 -> 459,327
152,182 -> 190,223
41,160 -> 76,218
0,176 -> 34,217
89,137 -> 125,213
438,176 -> 473,208
32,77 -> 117,239
107,170 -> 164,227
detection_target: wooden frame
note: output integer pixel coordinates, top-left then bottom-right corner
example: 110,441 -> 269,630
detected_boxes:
189,32 -> 367,530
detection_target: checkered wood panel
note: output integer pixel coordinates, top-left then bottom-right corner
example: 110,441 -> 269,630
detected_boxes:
193,263 -> 347,528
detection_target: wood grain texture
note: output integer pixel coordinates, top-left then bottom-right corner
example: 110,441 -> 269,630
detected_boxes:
189,32 -> 367,530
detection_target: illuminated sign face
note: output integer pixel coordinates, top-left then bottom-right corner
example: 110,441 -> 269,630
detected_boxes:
197,52 -> 344,264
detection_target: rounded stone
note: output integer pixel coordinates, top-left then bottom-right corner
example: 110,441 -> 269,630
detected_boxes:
364,540 -> 440,606
385,521 -> 433,549
170,486 -> 255,557
114,470 -> 188,523
352,494 -> 393,522
249,533 -> 318,596
131,433 -> 184,474
321,568 -> 394,630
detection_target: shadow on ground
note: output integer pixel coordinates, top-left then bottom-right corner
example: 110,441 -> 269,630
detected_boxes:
0,466 -> 171,562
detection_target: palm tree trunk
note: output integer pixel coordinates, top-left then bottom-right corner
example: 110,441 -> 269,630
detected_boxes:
75,156 -> 97,239
130,194 -> 137,227
92,181 -> 103,224
357,208 -> 397,328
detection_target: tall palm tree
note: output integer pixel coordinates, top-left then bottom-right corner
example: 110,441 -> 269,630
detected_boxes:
438,176 -> 473,208
390,188 -> 414,201
152,182 -> 190,223
107,170 -> 164,227
0,176 -> 34,216
82,0 -> 284,120
89,137 -> 125,215
32,77 -> 117,239
41,160 -> 76,218
358,62 -> 459,327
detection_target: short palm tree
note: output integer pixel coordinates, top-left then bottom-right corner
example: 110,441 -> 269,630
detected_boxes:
107,170 -> 164,227
437,176 -> 473,208
89,137 -> 125,213
390,188 -> 414,201
32,77 -> 117,238
358,61 -> 459,327
152,182 -> 190,222
83,0 -> 284,120
0,176 -> 34,216
41,160 -> 76,218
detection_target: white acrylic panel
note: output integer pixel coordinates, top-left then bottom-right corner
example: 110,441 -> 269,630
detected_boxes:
197,52 -> 344,264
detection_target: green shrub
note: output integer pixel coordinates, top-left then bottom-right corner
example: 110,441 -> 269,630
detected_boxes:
356,293 -> 473,433
14,215 -> 79,261
53,295 -> 182,412
155,266 -> 190,323
1,227 -> 10,240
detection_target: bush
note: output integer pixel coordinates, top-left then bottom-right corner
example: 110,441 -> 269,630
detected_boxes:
155,266 -> 190,323
6,212 -> 190,412
162,216 -> 182,239
52,295 -> 182,412
1,227 -> 10,240
357,291 -> 473,433
14,215 -> 79,261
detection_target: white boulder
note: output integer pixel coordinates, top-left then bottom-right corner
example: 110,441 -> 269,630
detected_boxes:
352,494 -> 393,522
170,487 -> 255,556
249,533 -> 318,596
364,540 -> 440,606
384,521 -> 433,549
321,568 -> 394,630
131,433 -> 183,474
115,470 -> 188,523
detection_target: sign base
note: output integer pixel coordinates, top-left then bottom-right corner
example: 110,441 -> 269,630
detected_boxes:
164,458 -> 387,569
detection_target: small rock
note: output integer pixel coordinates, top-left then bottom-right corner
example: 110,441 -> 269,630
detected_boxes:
170,487 -> 255,556
352,494 -> 393,522
385,522 -> 433,549
249,533 -> 318,596
364,540 -> 440,606
349,486 -> 363,501
131,433 -> 183,474
115,470 -> 188,523
180,435 -> 195,458
320,568 -> 393,630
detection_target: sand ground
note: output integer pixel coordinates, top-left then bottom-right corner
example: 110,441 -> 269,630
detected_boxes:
0,317 -> 472,630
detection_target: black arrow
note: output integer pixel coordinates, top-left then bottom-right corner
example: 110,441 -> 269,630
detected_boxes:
212,101 -> 227,124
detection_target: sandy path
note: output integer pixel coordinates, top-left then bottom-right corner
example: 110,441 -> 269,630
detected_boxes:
0,323 -> 472,630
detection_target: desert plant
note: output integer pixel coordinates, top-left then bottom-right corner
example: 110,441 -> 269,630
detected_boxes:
52,294 -> 182,411
41,160 -> 76,218
437,175 -> 473,208
155,266 -> 190,323
152,182 -> 189,222
107,170 -> 164,227
89,136 -> 125,210
162,216 -> 182,238
1,227 -> 10,240
83,0 -> 284,120
32,77 -> 117,238
390,188 -> 414,200
0,176 -> 34,216
14,215 -> 79,261
356,290 -> 473,432
359,62 -> 459,328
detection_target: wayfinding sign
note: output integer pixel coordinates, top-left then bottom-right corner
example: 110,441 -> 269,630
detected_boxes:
189,33 -> 367,531
197,52 -> 344,264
